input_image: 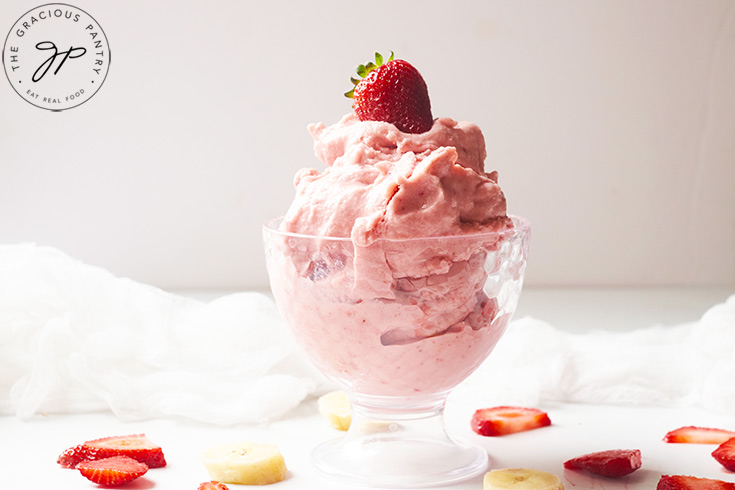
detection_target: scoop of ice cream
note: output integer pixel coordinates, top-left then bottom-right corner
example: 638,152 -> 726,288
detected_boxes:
268,113 -> 521,395
310,113 -> 486,173
281,113 -> 509,243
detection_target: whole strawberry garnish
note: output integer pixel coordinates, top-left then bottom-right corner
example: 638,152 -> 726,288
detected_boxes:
346,51 -> 433,134
77,456 -> 148,486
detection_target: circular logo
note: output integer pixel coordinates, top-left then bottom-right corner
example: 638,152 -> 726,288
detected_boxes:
2,3 -> 110,111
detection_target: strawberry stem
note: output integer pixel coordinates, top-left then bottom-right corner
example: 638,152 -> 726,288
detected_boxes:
345,51 -> 395,99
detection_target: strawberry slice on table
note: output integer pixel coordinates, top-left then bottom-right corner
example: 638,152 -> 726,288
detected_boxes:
663,426 -> 735,444
346,51 -> 434,134
57,433 -> 166,469
81,433 -> 167,468
712,437 -> 735,472
57,444 -> 87,469
77,456 -> 148,486
198,482 -> 230,490
563,449 -> 642,478
471,406 -> 551,436
657,475 -> 735,490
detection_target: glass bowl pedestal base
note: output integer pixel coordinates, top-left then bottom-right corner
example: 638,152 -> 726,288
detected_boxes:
311,393 -> 488,488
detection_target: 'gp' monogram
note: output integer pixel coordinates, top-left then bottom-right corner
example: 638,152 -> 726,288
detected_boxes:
32,41 -> 86,82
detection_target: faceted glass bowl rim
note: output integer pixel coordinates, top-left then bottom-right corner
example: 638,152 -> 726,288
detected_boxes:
263,215 -> 530,243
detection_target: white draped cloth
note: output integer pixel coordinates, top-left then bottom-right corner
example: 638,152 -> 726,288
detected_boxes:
1,244 -> 733,424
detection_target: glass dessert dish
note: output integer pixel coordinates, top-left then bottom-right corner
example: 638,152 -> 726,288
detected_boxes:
263,216 -> 530,488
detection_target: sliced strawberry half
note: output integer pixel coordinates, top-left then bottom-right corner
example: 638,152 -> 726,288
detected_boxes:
77,456 -> 148,486
663,426 -> 735,444
81,433 -> 167,468
471,406 -> 551,436
712,437 -> 735,472
198,482 -> 230,490
564,449 -> 642,477
657,475 -> 735,490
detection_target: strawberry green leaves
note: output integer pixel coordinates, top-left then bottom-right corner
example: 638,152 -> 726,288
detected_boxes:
345,51 -> 394,98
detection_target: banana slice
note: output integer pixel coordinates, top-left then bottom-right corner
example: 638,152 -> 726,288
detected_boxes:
484,468 -> 564,490
318,391 -> 352,431
200,442 -> 287,485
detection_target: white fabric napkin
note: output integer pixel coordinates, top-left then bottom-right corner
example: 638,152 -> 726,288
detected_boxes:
1,243 -> 733,424
454,298 -> 735,415
0,244 -> 326,424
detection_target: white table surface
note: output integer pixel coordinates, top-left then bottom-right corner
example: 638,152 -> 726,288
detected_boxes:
3,287 -> 734,489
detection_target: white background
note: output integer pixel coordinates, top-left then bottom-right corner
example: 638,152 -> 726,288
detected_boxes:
1,0 -> 734,291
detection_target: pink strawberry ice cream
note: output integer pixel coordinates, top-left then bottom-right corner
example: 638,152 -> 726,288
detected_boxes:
265,113 -> 526,397
283,113 -> 509,241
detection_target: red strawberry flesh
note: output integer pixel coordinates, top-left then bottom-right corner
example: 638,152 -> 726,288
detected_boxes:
57,444 -> 86,469
353,59 -> 433,134
664,426 -> 735,444
713,437 -> 735,472
58,433 -> 166,469
471,406 -> 551,436
198,482 -> 230,490
77,456 -> 148,486
657,475 -> 735,490
81,433 -> 166,468
564,449 -> 642,477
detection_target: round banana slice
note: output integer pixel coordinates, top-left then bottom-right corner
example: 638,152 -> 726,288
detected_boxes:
484,468 -> 564,490
200,442 -> 287,485
318,391 -> 352,431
